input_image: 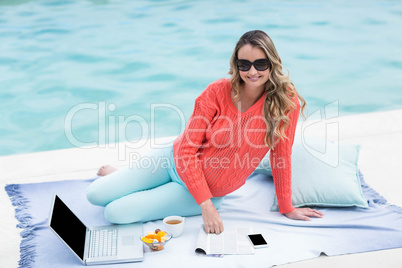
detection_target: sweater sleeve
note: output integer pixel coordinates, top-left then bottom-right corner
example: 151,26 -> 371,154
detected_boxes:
174,84 -> 218,205
269,95 -> 300,214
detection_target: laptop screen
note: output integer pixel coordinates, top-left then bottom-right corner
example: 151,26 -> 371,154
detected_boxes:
50,195 -> 87,260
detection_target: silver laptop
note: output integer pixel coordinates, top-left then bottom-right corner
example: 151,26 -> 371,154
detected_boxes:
48,194 -> 143,265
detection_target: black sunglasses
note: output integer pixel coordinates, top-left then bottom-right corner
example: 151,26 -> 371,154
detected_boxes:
236,59 -> 270,72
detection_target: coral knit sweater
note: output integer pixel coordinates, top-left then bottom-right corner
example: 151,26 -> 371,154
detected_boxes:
173,79 -> 300,214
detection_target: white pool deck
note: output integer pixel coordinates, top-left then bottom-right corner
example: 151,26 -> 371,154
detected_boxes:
1,109 -> 402,268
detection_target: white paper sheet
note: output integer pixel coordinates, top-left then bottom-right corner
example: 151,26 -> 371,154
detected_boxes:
195,225 -> 254,255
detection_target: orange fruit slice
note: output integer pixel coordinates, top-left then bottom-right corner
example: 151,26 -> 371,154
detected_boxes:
156,231 -> 166,237
141,237 -> 153,244
145,234 -> 156,239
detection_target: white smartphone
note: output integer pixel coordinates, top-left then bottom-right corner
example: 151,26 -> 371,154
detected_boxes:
247,234 -> 268,248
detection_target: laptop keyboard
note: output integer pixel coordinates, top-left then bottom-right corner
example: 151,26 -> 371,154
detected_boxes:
90,228 -> 118,258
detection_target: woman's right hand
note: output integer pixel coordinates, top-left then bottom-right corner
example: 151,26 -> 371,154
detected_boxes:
200,199 -> 224,234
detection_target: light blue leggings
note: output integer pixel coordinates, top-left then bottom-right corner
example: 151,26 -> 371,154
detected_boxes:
86,145 -> 224,224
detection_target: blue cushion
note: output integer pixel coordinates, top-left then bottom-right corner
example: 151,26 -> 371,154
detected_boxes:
255,136 -> 368,211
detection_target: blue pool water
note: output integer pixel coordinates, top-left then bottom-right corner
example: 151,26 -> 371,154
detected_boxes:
1,0 -> 402,156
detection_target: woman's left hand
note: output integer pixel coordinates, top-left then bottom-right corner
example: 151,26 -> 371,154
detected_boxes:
284,207 -> 324,221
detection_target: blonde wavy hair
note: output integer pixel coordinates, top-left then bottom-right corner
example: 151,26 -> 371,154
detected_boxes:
228,30 -> 306,148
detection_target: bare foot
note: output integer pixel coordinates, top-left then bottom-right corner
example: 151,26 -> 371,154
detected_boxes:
97,165 -> 118,176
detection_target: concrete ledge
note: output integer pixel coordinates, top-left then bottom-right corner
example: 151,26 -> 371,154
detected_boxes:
1,109 -> 402,268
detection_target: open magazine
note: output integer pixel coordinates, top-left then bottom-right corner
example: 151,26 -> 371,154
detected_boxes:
195,225 -> 255,256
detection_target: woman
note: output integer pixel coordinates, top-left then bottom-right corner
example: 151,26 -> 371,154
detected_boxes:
87,30 -> 324,234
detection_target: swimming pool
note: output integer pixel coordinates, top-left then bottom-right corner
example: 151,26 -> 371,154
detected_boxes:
1,0 -> 401,156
